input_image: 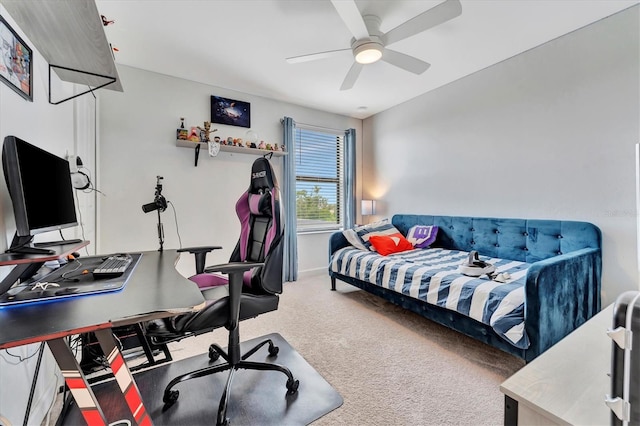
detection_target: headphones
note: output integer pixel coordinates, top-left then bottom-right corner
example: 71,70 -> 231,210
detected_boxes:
69,155 -> 91,190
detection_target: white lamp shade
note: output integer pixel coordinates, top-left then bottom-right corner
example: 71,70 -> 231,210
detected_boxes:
361,199 -> 376,216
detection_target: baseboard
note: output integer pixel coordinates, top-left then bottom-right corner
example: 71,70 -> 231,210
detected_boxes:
294,268 -> 328,280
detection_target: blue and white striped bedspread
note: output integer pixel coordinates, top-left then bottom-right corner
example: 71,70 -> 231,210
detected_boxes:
330,247 -> 530,349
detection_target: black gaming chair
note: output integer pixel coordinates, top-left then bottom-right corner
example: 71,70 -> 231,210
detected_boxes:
145,157 -> 298,425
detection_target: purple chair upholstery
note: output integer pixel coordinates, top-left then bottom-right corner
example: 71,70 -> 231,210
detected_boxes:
145,157 -> 297,425
189,160 -> 284,293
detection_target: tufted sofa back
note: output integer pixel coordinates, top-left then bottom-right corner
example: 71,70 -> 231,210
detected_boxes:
392,214 -> 601,263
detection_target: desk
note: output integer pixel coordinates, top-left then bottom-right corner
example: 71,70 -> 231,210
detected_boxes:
500,304 -> 613,425
0,248 -> 205,425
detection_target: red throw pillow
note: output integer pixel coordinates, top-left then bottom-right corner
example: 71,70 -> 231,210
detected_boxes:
368,233 -> 414,256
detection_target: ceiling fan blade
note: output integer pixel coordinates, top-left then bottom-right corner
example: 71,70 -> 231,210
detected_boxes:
384,0 -> 462,45
330,0 -> 370,40
340,62 -> 364,91
382,49 -> 431,75
286,48 -> 351,64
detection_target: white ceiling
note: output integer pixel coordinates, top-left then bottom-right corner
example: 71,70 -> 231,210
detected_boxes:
95,0 -> 639,119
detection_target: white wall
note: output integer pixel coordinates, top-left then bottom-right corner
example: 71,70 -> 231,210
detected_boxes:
363,6 -> 640,306
0,6 -> 96,425
98,65 -> 361,277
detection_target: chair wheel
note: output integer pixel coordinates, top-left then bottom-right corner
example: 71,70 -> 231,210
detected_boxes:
163,389 -> 179,405
209,345 -> 220,361
286,378 -> 299,394
268,345 -> 279,356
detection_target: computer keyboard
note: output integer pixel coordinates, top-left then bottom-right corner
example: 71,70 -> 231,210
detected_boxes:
93,254 -> 133,278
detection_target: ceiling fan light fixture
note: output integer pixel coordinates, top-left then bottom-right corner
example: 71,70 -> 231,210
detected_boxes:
354,42 -> 383,64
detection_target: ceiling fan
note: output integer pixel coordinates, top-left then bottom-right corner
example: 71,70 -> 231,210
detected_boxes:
286,0 -> 462,90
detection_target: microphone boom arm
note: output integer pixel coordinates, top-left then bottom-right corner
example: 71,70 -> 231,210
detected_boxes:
142,176 -> 168,251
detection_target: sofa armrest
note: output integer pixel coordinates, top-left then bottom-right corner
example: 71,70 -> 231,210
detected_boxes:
524,247 -> 602,360
328,231 -> 351,261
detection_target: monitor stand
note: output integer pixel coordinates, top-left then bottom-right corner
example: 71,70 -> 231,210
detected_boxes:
5,233 -> 54,255
0,239 -> 90,299
33,239 -> 83,248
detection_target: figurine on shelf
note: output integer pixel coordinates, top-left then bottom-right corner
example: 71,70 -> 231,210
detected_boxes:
236,138 -> 244,148
266,143 -> 273,150
176,128 -> 188,140
226,137 -> 234,145
245,130 -> 259,147
188,127 -> 200,142
273,144 -> 279,151
197,121 -> 217,142
214,136 -> 221,144
179,117 -> 185,129
281,144 -> 286,152
258,141 -> 266,150
249,142 -> 257,149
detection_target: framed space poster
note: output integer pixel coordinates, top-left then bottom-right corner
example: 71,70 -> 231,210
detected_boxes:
211,95 -> 251,128
0,15 -> 32,101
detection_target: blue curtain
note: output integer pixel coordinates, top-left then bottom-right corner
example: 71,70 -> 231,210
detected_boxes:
344,128 -> 356,229
282,117 -> 298,281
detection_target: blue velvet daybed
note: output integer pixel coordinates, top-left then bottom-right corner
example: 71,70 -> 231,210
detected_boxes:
328,214 -> 602,361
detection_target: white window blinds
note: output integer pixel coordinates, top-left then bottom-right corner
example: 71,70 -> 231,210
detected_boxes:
294,127 -> 344,232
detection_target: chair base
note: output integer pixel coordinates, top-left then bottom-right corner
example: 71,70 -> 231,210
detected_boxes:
162,337 -> 299,426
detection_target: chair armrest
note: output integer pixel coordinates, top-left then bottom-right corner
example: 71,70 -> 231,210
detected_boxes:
204,261 -> 264,275
177,246 -> 223,254
177,246 -> 223,274
205,261 -> 264,330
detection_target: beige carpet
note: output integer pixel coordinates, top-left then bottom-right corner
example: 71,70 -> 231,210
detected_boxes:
164,272 -> 525,426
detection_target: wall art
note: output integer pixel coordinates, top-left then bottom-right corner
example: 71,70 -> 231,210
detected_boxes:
0,16 -> 32,101
211,95 -> 250,128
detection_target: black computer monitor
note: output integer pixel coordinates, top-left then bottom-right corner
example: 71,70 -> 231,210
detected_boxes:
2,135 -> 78,252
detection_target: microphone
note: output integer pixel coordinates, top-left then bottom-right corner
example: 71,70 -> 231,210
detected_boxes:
142,201 -> 162,213
141,176 -> 168,213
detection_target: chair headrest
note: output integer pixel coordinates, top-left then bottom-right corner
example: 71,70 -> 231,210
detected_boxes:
250,157 -> 278,194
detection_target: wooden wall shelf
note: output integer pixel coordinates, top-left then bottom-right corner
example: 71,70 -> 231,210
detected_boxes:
2,0 -> 122,92
176,140 -> 287,157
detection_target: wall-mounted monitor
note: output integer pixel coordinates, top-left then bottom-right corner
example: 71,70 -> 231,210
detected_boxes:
2,135 -> 77,251
211,95 -> 251,128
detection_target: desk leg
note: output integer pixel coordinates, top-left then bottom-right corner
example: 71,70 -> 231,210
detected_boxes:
46,338 -> 108,426
94,328 -> 152,426
504,395 -> 518,426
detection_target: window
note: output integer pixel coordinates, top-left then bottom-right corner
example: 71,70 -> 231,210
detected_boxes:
294,126 -> 344,232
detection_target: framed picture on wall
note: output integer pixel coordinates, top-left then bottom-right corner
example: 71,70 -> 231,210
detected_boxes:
211,95 -> 251,128
0,15 -> 32,102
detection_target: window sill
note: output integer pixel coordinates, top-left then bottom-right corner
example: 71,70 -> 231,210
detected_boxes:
297,228 -> 341,235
